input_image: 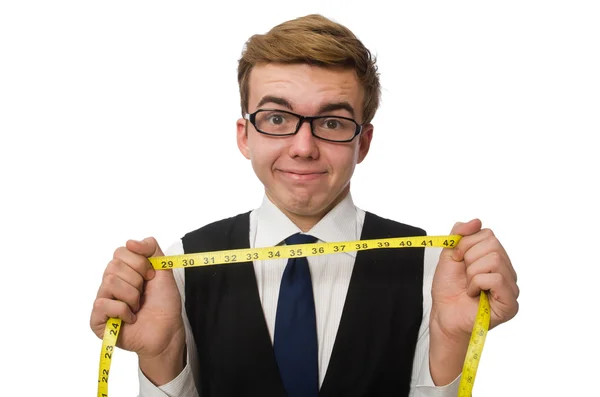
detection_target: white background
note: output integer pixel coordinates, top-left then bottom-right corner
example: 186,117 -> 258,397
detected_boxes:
1,1 -> 598,396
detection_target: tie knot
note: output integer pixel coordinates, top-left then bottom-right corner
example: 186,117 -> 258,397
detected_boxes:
285,233 -> 317,245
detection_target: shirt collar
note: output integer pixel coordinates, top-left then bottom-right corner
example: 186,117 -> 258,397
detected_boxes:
254,192 -> 360,257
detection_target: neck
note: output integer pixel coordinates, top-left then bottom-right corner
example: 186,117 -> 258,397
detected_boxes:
267,185 -> 350,232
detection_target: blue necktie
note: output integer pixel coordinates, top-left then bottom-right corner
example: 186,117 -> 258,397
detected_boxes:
273,233 -> 319,397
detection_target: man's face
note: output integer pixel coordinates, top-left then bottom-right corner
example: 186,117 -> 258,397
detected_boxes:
236,63 -> 373,224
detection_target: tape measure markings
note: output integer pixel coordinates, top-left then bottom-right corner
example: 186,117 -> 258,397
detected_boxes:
149,235 -> 460,270
458,291 -> 491,396
97,234 -> 490,397
98,317 -> 122,397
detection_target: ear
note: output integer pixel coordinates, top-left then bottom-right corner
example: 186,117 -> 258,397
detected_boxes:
357,123 -> 373,164
236,118 -> 251,159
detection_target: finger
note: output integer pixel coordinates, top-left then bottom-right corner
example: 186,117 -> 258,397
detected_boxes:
126,237 -> 165,258
103,258 -> 145,292
450,218 -> 482,236
466,273 -> 519,327
465,252 -> 520,298
463,236 -> 517,282
466,271 -> 519,306
96,273 -> 142,312
451,228 -> 495,262
126,237 -> 165,279
90,298 -> 136,338
440,219 -> 482,260
113,245 -> 155,281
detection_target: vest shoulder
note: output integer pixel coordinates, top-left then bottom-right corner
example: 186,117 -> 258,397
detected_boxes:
182,211 -> 252,241
364,211 -> 427,236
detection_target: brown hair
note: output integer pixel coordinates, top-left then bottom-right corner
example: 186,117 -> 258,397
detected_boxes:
237,14 -> 380,124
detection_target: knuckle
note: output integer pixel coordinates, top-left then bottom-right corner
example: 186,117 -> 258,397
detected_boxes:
105,259 -> 121,275
481,228 -> 495,239
489,251 -> 503,265
113,246 -> 127,260
103,273 -> 119,287
93,298 -> 107,312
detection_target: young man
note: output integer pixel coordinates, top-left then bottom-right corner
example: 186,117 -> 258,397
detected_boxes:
90,14 -> 519,397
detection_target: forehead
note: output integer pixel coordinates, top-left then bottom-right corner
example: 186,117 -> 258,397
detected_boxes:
248,63 -> 364,117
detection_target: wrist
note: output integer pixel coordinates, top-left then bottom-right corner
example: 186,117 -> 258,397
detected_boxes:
139,335 -> 186,386
428,312 -> 471,386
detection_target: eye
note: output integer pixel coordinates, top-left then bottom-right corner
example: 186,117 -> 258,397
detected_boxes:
326,119 -> 341,129
322,118 -> 345,129
267,114 -> 286,125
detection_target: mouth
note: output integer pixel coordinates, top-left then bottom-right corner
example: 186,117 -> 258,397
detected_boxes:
277,169 -> 327,181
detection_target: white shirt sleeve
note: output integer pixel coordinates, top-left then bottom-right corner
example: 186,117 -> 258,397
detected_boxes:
137,240 -> 199,397
409,247 -> 461,397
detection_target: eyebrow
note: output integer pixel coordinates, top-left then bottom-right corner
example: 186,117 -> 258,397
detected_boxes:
255,96 -> 356,119
317,102 -> 356,118
256,96 -> 293,110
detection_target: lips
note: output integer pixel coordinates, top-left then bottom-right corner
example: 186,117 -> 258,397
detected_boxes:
277,169 -> 327,181
281,170 -> 326,175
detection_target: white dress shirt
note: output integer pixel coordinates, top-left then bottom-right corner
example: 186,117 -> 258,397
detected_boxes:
138,193 -> 461,397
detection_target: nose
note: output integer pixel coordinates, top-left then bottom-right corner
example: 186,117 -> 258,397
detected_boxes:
288,119 -> 319,159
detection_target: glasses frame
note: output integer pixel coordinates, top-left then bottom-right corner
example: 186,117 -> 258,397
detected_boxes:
244,108 -> 363,143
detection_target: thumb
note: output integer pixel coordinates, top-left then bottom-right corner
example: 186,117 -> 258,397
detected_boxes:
450,218 -> 482,237
126,237 -> 165,258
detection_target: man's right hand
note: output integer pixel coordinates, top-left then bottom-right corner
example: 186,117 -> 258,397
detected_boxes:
90,237 -> 186,385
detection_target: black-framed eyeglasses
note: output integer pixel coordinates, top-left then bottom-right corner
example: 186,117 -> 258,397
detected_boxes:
244,109 -> 363,143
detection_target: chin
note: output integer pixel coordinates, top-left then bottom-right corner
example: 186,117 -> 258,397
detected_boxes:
266,181 -> 348,218
284,191 -> 334,216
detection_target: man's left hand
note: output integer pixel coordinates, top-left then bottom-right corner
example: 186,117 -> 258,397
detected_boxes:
428,219 -> 519,385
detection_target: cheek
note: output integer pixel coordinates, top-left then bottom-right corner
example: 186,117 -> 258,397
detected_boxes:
248,135 -> 281,171
325,145 -> 359,175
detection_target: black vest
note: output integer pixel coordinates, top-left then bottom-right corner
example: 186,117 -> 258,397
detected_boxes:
183,211 -> 426,397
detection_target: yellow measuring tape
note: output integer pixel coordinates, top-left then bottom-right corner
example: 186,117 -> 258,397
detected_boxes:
97,235 -> 490,397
